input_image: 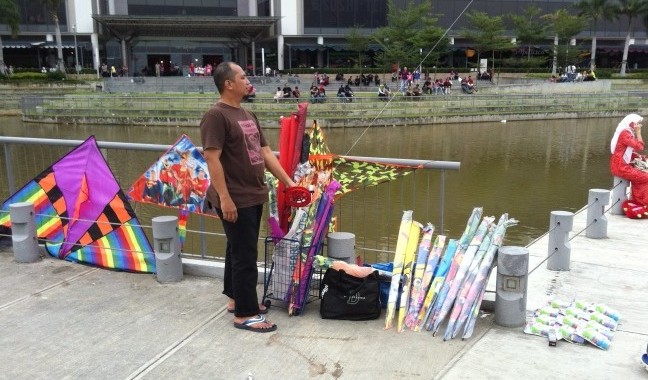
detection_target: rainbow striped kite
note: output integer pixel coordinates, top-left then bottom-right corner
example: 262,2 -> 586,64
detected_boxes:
0,136 -> 155,273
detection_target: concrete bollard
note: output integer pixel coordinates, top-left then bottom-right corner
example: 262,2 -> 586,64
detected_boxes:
586,188 -> 609,239
547,211 -> 573,271
9,202 -> 41,263
495,246 -> 529,328
152,215 -> 183,283
610,177 -> 629,215
327,232 -> 355,264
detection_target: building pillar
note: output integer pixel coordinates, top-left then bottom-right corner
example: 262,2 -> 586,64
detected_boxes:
121,39 -> 128,74
251,41 -> 256,75
91,33 -> 100,77
248,0 -> 257,16
277,34 -> 284,71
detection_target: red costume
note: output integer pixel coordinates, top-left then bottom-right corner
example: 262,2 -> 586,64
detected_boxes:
610,114 -> 648,207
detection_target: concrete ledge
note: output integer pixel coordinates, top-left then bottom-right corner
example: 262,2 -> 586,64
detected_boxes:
490,79 -> 611,94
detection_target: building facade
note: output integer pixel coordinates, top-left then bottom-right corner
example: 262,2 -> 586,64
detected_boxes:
0,0 -> 645,74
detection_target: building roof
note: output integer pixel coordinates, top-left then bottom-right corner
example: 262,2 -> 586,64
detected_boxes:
92,15 -> 279,40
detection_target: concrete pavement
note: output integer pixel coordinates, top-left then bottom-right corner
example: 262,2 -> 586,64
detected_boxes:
1,209 -> 647,379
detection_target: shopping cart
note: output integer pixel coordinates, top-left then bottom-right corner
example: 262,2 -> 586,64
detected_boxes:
262,236 -> 322,315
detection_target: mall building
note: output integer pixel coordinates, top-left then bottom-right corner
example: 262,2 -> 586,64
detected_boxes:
0,0 -> 646,75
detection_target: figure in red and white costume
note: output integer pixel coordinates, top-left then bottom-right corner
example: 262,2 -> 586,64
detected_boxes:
610,113 -> 648,207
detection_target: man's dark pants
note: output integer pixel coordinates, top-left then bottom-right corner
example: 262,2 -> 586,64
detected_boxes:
216,204 -> 263,317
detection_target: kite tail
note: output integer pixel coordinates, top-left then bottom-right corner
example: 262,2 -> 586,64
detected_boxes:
178,208 -> 190,250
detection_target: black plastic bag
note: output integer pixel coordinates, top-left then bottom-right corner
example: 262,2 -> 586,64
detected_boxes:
320,268 -> 381,320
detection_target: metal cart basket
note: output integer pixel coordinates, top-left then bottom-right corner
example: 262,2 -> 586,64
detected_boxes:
262,236 -> 322,315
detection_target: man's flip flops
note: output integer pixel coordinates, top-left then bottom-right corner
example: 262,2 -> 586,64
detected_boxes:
233,315 -> 277,333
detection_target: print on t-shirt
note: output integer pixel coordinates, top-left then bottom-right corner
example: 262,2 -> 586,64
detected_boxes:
239,119 -> 263,165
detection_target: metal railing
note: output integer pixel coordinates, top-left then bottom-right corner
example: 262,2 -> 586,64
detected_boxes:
0,136 -> 460,263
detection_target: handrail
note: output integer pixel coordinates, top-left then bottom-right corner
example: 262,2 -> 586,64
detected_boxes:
0,135 -> 460,200
0,136 -> 461,171
0,135 -> 460,259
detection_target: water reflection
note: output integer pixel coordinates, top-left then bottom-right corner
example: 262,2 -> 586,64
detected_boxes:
0,116 -> 617,248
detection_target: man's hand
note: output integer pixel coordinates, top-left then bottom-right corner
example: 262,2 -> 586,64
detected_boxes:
220,197 -> 237,223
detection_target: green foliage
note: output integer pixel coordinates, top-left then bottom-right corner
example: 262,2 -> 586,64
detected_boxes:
508,5 -> 549,62
543,9 -> 587,40
346,26 -> 371,70
0,71 -> 70,81
371,0 -> 447,69
46,70 -> 67,80
575,0 -> 617,26
6,72 -> 48,80
462,11 -> 513,54
0,0 -> 21,36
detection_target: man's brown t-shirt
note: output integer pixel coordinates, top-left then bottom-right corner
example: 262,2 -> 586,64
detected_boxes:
200,102 -> 268,209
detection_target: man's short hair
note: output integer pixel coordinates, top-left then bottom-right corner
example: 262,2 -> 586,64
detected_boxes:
213,62 -> 235,93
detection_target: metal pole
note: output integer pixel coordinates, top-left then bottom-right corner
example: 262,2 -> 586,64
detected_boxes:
3,143 -> 15,194
262,48 -> 266,77
73,25 -> 79,74
439,170 -> 445,232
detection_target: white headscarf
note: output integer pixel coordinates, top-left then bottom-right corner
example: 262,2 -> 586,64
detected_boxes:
610,113 -> 643,163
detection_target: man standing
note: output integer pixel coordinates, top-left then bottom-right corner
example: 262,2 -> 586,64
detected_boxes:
200,62 -> 296,332
399,66 -> 409,93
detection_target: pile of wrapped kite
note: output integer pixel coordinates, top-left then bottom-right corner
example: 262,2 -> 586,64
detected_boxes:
524,299 -> 621,350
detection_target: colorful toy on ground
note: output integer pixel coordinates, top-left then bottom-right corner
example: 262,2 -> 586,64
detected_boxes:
449,214 -> 518,339
429,216 -> 495,335
524,299 -> 621,350
397,221 -> 422,332
404,224 -> 435,329
384,210 -> 414,330
414,237 -> 452,331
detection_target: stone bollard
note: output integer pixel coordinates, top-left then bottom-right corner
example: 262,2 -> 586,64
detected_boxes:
9,202 -> 41,263
327,232 -> 355,264
152,215 -> 183,283
586,188 -> 610,239
610,177 -> 629,215
495,246 -> 529,328
547,211 -> 573,271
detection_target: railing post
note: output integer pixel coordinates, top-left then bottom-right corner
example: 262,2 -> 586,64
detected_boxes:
327,232 -> 355,263
610,177 -> 629,215
3,143 -> 15,194
495,246 -> 529,328
586,188 -> 610,239
152,215 -> 183,283
547,211 -> 573,271
9,202 -> 41,263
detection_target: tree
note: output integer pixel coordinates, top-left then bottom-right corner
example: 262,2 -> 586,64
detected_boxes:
615,0 -> 648,76
575,0 -> 617,71
461,10 -> 514,75
509,5 -> 549,63
0,0 -> 20,75
346,25 -> 371,70
543,9 -> 586,75
41,0 -> 65,73
371,0 -> 446,71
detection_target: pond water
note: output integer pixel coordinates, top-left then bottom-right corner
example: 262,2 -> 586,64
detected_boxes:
0,115 -> 617,254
